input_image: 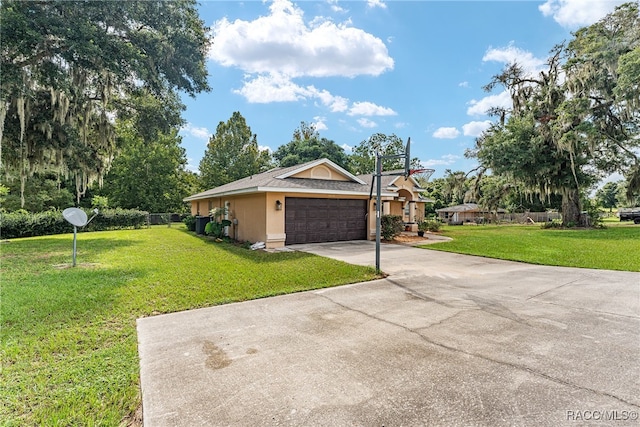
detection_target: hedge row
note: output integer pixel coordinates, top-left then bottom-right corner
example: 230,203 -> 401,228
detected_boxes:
0,209 -> 149,239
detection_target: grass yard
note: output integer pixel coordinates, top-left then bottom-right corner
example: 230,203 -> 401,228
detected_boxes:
422,221 -> 640,272
0,226 -> 378,426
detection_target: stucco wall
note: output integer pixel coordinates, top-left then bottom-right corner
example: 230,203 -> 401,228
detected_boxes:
228,194 -> 267,244
189,187 -> 425,247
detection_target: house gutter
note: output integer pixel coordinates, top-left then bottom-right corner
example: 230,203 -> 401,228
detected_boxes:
184,187 -> 398,202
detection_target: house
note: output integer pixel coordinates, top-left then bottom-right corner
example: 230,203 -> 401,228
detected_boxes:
184,158 -> 429,249
436,203 -> 505,224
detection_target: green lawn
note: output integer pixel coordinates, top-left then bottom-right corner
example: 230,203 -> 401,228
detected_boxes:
0,226 -> 378,426
422,222 -> 640,271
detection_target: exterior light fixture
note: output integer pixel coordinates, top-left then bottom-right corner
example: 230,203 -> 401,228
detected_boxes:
275,200 -> 283,210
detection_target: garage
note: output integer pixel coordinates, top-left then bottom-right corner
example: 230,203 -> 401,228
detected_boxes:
285,198 -> 368,245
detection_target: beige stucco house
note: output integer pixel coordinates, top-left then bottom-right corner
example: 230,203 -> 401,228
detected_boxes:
184,158 -> 428,249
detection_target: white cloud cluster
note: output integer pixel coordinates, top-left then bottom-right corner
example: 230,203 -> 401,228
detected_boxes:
462,120 -> 492,137
327,0 -> 346,13
423,154 -> 460,168
209,0 -> 393,78
483,43 -> 546,75
367,0 -> 387,9
467,91 -> 511,116
463,43 -> 548,118
209,0 -> 394,129
180,123 -> 210,140
348,101 -> 397,117
357,118 -> 378,128
539,0 -> 626,28
432,127 -> 460,139
313,116 -> 328,131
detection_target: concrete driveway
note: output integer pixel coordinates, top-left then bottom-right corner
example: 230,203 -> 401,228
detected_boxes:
137,241 -> 640,426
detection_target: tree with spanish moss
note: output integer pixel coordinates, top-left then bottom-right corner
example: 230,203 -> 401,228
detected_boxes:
470,2 -> 640,226
0,0 -> 210,206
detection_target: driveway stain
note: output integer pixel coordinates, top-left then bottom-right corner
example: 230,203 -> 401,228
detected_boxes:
203,340 -> 232,370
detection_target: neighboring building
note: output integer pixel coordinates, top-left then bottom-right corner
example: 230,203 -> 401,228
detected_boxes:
436,203 -> 560,224
436,203 -> 504,224
184,158 -> 429,249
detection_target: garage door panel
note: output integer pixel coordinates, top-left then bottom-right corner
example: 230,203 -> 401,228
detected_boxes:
285,198 -> 367,245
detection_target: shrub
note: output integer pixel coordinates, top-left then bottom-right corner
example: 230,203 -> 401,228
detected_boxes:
381,215 -> 404,240
541,219 -> 563,229
183,215 -> 197,231
418,219 -> 441,232
0,208 -> 149,239
204,218 -> 232,238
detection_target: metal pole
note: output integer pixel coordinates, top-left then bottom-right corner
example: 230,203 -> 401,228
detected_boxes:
72,226 -> 77,267
375,152 -> 382,273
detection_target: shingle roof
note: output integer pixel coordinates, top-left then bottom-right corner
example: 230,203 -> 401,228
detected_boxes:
186,159 -> 391,201
436,203 -> 506,213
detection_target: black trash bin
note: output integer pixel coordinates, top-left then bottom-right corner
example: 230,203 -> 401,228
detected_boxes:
195,216 -> 211,235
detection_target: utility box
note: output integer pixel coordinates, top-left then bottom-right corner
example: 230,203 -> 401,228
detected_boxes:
195,216 -> 211,235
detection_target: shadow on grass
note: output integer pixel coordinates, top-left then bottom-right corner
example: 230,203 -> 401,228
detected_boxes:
1,265 -> 148,335
177,228 -> 320,263
1,235 -> 142,258
540,226 -> 640,241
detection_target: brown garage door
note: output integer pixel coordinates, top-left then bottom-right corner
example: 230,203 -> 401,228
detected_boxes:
285,198 -> 368,245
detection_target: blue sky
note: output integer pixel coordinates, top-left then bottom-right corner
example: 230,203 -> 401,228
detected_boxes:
179,0 -> 627,179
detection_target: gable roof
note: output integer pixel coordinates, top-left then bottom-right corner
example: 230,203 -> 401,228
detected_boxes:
185,159 -> 379,201
184,158 -> 433,202
275,158 -> 366,184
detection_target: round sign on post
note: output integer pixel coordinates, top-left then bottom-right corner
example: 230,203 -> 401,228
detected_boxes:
62,208 -> 90,267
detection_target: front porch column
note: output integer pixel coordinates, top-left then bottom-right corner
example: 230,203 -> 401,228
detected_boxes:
409,201 -> 416,223
383,201 -> 391,215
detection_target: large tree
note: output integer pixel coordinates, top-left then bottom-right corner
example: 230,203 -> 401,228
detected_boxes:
595,181 -> 622,211
564,2 -> 640,202
471,3 -> 640,226
100,124 -> 193,213
273,122 -> 350,169
0,0 -> 210,206
198,112 -> 272,189
349,133 -> 420,175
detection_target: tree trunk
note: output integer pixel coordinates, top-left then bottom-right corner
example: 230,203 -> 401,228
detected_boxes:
561,187 -> 581,226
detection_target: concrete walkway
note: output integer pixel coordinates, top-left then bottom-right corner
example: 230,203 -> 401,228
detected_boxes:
137,241 -> 640,426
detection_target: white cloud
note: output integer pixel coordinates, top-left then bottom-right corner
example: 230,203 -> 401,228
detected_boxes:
310,88 -> 349,112
313,116 -> 328,131
186,158 -> 199,173
462,120 -> 492,137
367,0 -> 387,9
459,81 -> 469,88
233,73 -> 310,103
423,154 -> 460,167
483,43 -> 546,74
358,118 -> 378,128
180,123 -> 210,140
209,0 -> 394,78
432,127 -> 460,139
539,0 -> 625,28
467,91 -> 511,116
348,101 -> 397,116
259,145 -> 273,153
341,143 -> 353,153
327,0 -> 346,13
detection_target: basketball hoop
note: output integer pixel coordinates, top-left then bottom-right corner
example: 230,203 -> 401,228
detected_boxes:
408,168 -> 435,183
